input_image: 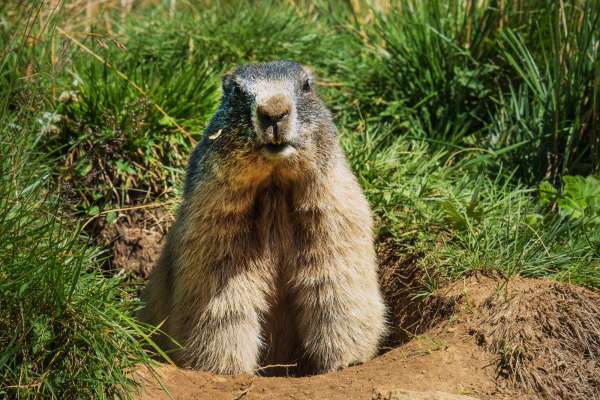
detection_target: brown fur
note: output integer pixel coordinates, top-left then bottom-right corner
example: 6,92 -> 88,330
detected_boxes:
140,61 -> 386,375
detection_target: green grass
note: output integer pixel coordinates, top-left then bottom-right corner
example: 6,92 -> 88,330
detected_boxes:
0,113 -> 157,398
0,3 -> 156,398
342,123 -> 600,294
350,0 -> 599,182
1,0 -> 599,398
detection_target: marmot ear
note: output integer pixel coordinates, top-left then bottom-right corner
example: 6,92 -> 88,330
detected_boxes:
222,72 -> 236,94
301,65 -> 315,80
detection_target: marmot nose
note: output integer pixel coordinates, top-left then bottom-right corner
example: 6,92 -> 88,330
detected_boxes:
257,105 -> 288,126
256,95 -> 291,143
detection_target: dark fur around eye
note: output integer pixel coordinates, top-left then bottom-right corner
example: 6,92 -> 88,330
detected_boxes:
229,80 -> 240,96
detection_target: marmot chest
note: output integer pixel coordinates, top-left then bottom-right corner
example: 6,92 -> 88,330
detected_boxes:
252,188 -> 303,367
252,187 -> 296,264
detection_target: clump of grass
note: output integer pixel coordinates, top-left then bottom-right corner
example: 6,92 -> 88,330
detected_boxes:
44,24 -> 218,212
491,1 -> 600,181
0,4 -> 156,398
342,121 -> 600,292
351,0 -> 599,181
0,116 -> 155,399
349,0 -> 502,143
125,1 -> 337,70
51,46 -> 218,212
429,177 -> 600,288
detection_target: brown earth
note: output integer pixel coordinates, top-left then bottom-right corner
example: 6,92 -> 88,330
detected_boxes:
131,275 -> 600,400
101,211 -> 600,400
98,207 -> 172,277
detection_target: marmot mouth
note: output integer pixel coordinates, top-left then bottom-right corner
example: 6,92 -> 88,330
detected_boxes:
265,143 -> 291,152
260,143 -> 297,159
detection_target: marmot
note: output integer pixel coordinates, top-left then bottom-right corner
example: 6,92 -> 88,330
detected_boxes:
140,61 -> 386,375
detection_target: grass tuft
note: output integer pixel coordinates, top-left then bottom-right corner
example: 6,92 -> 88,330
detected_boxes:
0,118 -> 155,399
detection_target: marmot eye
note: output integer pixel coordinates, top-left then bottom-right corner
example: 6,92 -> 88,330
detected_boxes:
230,82 -> 239,95
302,78 -> 311,93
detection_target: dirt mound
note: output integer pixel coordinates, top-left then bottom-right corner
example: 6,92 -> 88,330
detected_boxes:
133,275 -> 600,400
98,207 -> 172,277
466,278 -> 600,400
135,330 -> 506,400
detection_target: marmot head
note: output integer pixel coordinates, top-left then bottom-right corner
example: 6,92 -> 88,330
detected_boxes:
198,61 -> 337,185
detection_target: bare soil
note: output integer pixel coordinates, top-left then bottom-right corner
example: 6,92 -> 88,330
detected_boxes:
102,212 -> 600,400
132,275 -> 600,400
98,207 -> 171,277
133,276 -> 519,400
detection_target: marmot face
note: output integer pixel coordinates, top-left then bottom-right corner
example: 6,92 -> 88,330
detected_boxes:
207,61 -> 336,183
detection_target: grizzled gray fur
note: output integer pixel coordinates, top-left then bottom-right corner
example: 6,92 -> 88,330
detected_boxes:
140,61 -> 386,375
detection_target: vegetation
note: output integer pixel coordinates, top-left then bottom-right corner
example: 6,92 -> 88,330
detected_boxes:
0,92 -> 156,398
0,0 -> 598,398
